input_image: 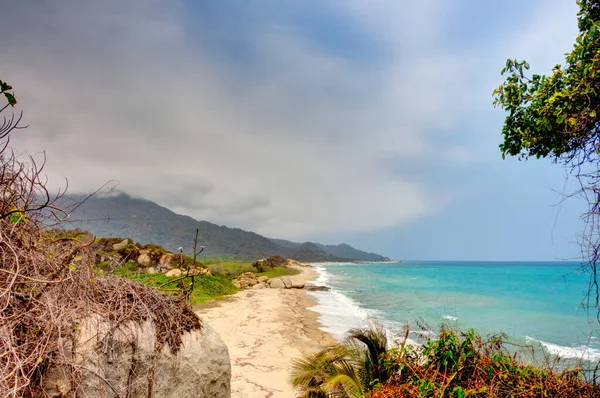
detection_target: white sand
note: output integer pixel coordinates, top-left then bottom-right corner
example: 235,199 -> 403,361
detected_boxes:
195,266 -> 335,398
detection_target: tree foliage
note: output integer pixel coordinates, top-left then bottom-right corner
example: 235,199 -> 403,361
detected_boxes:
493,0 -> 600,315
493,0 -> 600,166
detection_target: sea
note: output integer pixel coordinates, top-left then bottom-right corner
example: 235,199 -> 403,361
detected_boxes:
307,261 -> 600,367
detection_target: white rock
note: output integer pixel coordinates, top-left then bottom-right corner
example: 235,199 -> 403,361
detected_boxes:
239,278 -> 257,287
270,279 -> 285,289
165,269 -> 183,277
112,239 -> 129,251
281,276 -> 293,289
291,280 -> 305,289
159,253 -> 173,268
43,317 -> 231,398
137,253 -> 151,266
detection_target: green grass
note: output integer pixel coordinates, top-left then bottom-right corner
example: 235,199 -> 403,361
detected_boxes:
113,261 -> 139,276
111,258 -> 300,305
117,271 -> 238,305
203,261 -> 254,277
257,266 -> 301,278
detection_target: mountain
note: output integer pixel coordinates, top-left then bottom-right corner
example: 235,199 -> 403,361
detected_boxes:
62,193 -> 387,262
270,239 -> 386,262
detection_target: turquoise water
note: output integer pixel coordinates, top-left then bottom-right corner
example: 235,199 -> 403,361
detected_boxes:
308,261 -> 600,363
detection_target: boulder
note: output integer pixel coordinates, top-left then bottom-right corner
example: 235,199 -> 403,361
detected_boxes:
159,253 -> 173,268
291,280 -> 305,289
112,239 -> 129,252
251,283 -> 266,290
43,317 -> 231,398
189,267 -> 211,276
239,277 -> 257,286
165,269 -> 183,278
137,253 -> 151,266
269,279 -> 285,289
257,276 -> 270,283
281,276 -> 293,289
146,266 -> 158,274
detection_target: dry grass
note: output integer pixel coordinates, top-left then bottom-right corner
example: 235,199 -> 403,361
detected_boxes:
0,100 -> 201,396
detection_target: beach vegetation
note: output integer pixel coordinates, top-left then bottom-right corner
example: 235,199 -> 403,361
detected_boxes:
291,322 -> 389,397
292,324 -> 599,397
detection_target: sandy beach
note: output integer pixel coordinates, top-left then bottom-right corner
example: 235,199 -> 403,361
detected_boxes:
195,266 -> 336,398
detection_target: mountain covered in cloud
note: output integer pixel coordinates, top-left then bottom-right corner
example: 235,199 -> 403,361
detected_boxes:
63,193 -> 388,262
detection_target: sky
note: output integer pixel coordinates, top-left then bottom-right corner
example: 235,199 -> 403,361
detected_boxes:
1,0 -> 587,261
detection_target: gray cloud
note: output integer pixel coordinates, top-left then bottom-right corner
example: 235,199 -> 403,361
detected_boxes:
1,0 -> 578,240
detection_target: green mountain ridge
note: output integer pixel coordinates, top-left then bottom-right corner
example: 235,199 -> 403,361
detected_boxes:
63,193 -> 388,262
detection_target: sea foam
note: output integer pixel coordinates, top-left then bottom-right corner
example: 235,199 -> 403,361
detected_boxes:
308,265 -> 370,340
526,336 -> 600,362
308,265 -> 416,346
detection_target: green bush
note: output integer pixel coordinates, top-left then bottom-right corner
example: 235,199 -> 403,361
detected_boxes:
370,328 -> 597,398
119,243 -> 139,259
252,255 -> 287,272
257,266 -> 301,278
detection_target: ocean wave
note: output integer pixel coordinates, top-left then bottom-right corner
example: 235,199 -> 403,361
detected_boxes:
525,336 -> 600,362
309,265 -> 418,347
442,315 -> 458,321
308,289 -> 371,340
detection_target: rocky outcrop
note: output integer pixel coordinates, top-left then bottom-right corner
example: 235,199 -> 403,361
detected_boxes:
233,271 -> 309,290
43,317 -> 231,398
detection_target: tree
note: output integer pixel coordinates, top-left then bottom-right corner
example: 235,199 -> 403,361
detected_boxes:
493,0 -> 600,316
493,1 -> 600,164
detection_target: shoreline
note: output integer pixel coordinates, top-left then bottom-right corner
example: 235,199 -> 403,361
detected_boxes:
195,265 -> 336,397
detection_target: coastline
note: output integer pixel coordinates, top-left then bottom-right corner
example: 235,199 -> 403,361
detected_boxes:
195,265 -> 336,397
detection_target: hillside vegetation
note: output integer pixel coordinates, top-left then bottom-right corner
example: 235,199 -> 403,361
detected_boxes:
80,233 -> 300,304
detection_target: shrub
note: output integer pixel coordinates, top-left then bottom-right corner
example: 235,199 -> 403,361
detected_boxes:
370,328 -> 598,398
252,255 -> 287,272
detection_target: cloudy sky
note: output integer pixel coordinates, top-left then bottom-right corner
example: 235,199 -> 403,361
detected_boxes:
2,0 -> 586,260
